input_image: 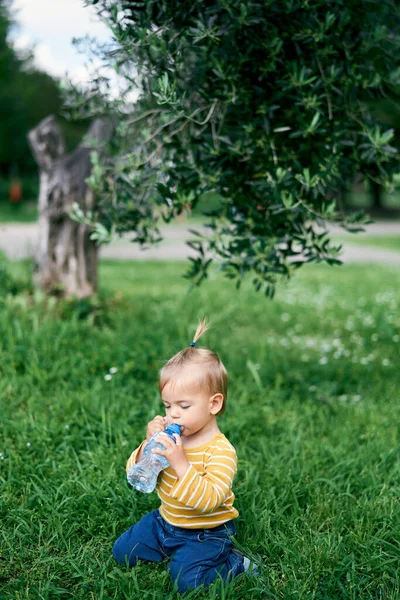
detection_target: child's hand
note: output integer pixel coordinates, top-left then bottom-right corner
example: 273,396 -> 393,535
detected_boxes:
152,433 -> 190,479
146,415 -> 165,441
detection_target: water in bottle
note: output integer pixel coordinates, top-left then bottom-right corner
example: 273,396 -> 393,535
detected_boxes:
127,424 -> 181,493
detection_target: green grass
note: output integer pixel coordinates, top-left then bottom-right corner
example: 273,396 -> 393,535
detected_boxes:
1,186 -> 400,225
1,259 -> 399,599
333,234 -> 400,253
0,175 -> 39,222
0,200 -> 38,223
346,190 -> 400,210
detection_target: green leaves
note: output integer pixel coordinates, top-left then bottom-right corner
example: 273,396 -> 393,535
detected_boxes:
190,16 -> 221,45
360,126 -> 398,163
295,168 -> 321,190
308,111 -> 321,134
152,73 -> 179,106
289,65 -> 318,88
90,223 -> 114,245
67,0 -> 400,297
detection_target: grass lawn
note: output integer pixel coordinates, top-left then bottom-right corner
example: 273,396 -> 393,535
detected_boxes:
333,234 -> 400,253
345,190 -> 400,210
0,259 -> 399,599
0,201 -> 38,223
1,186 -> 400,226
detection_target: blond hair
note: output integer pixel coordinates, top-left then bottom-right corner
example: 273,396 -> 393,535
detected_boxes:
159,318 -> 228,415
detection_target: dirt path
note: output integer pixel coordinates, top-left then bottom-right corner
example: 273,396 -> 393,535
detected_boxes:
1,220 -> 399,264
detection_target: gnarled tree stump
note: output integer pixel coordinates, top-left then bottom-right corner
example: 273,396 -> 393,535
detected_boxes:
28,116 -> 113,298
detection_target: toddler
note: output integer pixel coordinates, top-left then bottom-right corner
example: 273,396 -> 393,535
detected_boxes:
112,319 -> 254,592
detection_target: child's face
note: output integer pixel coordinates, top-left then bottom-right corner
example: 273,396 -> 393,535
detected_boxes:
161,367 -> 222,437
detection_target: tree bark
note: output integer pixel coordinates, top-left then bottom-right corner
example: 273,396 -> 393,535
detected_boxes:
370,179 -> 382,210
28,115 -> 113,298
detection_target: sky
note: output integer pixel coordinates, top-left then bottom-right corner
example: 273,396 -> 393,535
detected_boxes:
9,0 -> 112,84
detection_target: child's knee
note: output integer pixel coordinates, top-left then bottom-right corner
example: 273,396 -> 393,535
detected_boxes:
112,538 -> 137,567
112,539 -> 125,566
169,563 -> 198,592
171,573 -> 195,593
170,562 -> 234,592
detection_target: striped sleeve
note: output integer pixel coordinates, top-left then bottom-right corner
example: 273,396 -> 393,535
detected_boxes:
126,441 -> 146,473
169,443 -> 237,514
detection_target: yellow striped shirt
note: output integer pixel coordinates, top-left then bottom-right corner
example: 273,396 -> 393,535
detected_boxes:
126,433 -> 239,529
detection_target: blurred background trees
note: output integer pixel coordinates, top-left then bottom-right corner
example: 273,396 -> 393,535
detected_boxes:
0,0 -> 88,204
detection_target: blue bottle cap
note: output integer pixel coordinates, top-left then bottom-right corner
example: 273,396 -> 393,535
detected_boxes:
165,424 -> 181,436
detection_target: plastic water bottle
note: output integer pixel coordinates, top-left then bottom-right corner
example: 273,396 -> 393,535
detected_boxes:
127,424 -> 181,493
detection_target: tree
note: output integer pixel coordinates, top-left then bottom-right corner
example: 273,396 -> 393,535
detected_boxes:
68,0 -> 400,296
28,115 -> 113,298
0,1 -> 59,174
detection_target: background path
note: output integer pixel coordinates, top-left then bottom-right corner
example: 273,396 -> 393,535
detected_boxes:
1,220 -> 400,264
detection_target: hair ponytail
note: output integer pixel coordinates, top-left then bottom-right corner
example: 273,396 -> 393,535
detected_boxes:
192,317 -> 210,346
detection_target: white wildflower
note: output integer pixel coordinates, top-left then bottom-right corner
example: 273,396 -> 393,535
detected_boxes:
319,356 -> 328,365
109,367 -> 118,374
351,333 -> 363,345
338,395 -> 348,402
0,453 -> 4,460
104,374 -> 112,381
64,425 -> 70,430
363,315 -> 374,326
353,395 -> 361,403
309,385 -> 317,393
26,442 -> 31,447
382,359 -> 390,366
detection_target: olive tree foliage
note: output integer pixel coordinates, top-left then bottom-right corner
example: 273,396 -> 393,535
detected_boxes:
68,0 -> 400,296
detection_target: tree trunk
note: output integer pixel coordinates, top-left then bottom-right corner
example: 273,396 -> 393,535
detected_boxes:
28,115 -> 113,298
370,179 -> 382,210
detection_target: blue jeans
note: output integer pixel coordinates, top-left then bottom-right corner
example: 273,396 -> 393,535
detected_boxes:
112,510 -> 244,592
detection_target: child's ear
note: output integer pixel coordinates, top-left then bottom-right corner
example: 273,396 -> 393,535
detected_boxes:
210,393 -> 224,415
